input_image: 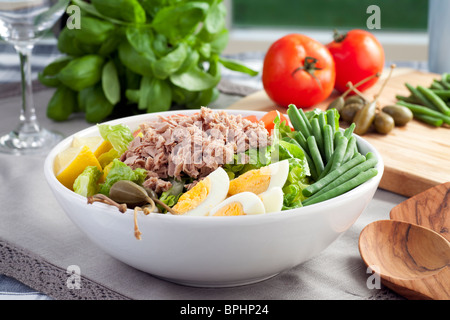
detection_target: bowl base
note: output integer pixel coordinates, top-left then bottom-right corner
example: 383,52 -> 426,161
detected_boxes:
154,273 -> 280,288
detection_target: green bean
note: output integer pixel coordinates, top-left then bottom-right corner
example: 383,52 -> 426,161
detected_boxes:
323,124 -> 334,163
443,73 -> 450,83
326,109 -> 337,136
417,85 -> 450,116
298,108 -> 313,134
292,130 -> 308,151
413,114 -> 443,127
302,168 -> 378,206
431,80 -> 445,90
329,135 -> 348,172
311,117 -> 324,157
343,135 -> 357,163
302,153 -> 366,197
430,90 -> 450,100
343,122 -> 355,139
287,104 -> 311,138
307,136 -> 324,176
439,74 -> 450,89
318,112 -> 327,131
304,153 -> 377,201
405,83 -> 438,111
396,101 -> 450,125
396,94 -> 420,104
334,130 -> 343,146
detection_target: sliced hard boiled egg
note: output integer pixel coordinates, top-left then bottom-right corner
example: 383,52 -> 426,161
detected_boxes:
172,167 -> 229,216
258,187 -> 284,213
228,159 -> 289,196
208,192 -> 266,216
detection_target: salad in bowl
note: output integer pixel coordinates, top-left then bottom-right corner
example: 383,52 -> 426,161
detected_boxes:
45,106 -> 383,286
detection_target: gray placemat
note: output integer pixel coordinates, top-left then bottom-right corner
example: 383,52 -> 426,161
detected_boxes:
0,86 -> 406,300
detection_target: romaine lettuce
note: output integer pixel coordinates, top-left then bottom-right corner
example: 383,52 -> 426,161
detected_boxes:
97,123 -> 134,155
73,166 -> 102,197
99,159 -> 147,196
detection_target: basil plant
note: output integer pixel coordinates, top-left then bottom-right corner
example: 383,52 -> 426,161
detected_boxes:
41,0 -> 258,123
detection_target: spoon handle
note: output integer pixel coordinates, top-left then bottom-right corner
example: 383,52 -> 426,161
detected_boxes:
382,267 -> 450,300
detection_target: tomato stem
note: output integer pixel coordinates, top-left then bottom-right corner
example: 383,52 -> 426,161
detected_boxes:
291,56 -> 323,85
291,57 -> 322,76
333,29 -> 347,43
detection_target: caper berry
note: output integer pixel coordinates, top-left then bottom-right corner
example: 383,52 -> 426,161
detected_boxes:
340,102 -> 364,123
344,95 -> 365,106
327,96 -> 345,112
353,101 -> 377,135
381,105 -> 413,126
374,111 -> 395,134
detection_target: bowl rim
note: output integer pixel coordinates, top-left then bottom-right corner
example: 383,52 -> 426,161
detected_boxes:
44,108 -> 384,223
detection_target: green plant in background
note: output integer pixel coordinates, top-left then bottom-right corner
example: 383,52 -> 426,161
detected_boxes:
40,0 -> 258,123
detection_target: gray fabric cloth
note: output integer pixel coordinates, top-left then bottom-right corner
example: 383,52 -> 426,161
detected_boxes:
0,88 -> 406,300
0,42 -> 410,300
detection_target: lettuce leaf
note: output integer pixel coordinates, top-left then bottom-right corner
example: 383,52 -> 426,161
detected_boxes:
99,159 -> 147,196
223,146 -> 271,179
97,123 -> 134,155
158,179 -> 185,211
73,166 -> 102,197
282,158 -> 311,210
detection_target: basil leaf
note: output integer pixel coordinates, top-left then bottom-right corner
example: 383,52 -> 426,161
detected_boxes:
58,55 -> 105,91
152,42 -> 188,79
219,57 -> 259,76
152,2 -> 209,43
42,56 -> 72,76
46,86 -> 77,121
118,41 -> 153,77
139,76 -> 172,112
125,26 -> 155,58
91,0 -> 146,24
73,16 -> 115,45
204,2 -> 226,34
210,28 -> 229,54
170,57 -> 221,91
57,28 -> 85,56
186,87 -> 219,109
102,60 -> 121,105
83,85 -> 115,123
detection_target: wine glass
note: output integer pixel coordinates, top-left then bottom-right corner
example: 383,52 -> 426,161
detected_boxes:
0,0 -> 69,155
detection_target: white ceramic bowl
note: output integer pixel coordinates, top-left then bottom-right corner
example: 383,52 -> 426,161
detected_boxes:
44,109 -> 384,287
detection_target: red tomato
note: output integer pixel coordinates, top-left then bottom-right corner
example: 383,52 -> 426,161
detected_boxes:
262,34 -> 336,108
260,110 -> 290,132
326,29 -> 384,94
243,115 -> 259,123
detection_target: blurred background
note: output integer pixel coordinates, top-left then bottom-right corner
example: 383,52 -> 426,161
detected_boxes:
225,0 -> 428,61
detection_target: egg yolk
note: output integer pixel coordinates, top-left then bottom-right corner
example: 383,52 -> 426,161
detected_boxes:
213,202 -> 245,216
172,177 -> 211,214
228,166 -> 271,196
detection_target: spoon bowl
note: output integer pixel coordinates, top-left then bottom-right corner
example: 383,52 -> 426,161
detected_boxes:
390,182 -> 450,242
359,219 -> 450,300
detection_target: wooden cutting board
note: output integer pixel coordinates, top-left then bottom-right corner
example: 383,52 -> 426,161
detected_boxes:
227,68 -> 450,198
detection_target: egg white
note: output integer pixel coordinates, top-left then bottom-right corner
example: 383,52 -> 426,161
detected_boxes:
258,187 -> 284,213
180,167 -> 230,216
208,192 -> 266,216
267,159 -> 290,190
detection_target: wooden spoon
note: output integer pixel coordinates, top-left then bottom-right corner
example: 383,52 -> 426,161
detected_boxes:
390,182 -> 450,242
359,219 -> 450,300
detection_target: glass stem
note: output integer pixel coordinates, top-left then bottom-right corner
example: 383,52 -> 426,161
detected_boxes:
14,43 -> 40,136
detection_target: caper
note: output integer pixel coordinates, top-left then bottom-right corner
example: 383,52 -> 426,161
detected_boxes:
353,101 -> 377,135
344,95 -> 365,106
327,96 -> 345,112
381,105 -> 413,126
340,102 -> 364,123
374,111 -> 395,134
